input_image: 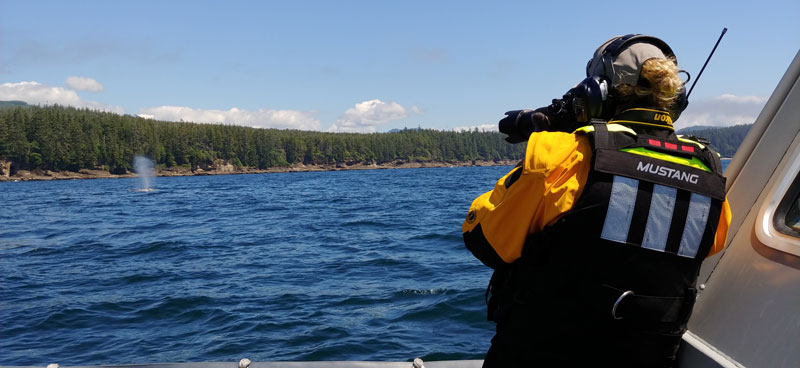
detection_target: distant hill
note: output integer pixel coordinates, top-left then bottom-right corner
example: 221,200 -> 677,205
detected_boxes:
676,125 -> 717,133
677,124 -> 753,158
0,101 -> 29,108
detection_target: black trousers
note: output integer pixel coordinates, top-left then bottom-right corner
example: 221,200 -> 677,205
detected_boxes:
482,305 -> 684,368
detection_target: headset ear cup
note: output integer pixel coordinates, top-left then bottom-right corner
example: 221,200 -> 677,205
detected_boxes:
572,76 -> 609,122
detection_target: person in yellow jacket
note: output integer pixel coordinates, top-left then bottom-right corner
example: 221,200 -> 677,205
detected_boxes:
462,34 -> 731,368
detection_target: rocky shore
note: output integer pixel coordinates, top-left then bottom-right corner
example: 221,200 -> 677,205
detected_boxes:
0,159 -> 518,182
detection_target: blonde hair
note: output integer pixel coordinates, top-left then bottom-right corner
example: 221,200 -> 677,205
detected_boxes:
613,57 -> 684,111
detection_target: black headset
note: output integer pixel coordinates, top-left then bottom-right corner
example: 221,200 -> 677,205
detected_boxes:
571,34 -> 689,122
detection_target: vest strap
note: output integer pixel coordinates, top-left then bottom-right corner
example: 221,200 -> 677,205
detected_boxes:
596,284 -> 696,324
591,120 -> 612,149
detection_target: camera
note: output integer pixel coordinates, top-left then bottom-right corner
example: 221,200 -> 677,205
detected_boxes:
498,76 -> 611,144
498,94 -> 580,144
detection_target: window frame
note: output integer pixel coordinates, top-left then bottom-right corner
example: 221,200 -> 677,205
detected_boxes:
774,175 -> 800,236
755,135 -> 800,256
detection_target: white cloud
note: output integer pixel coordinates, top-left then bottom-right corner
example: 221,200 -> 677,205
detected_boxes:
453,124 -> 498,132
715,94 -> 768,104
138,105 -> 320,130
676,94 -> 768,129
66,76 -> 105,92
0,81 -> 123,113
329,99 -> 409,133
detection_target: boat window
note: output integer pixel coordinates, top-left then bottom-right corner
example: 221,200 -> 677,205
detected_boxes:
788,201 -> 800,232
756,137 -> 800,256
774,172 -> 800,238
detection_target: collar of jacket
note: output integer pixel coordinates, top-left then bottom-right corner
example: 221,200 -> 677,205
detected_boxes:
607,108 -> 674,130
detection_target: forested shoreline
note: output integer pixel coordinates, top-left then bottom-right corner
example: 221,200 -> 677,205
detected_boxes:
0,105 -> 525,177
675,124 -> 752,158
0,104 -> 752,181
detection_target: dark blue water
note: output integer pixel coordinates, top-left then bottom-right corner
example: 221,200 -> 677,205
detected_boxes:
1,166 -> 512,366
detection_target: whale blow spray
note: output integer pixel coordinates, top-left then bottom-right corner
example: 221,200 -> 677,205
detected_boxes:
133,156 -> 155,191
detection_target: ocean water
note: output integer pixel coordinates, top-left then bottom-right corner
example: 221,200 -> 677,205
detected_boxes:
1,166 -> 511,366
0,160 -> 732,366
721,158 -> 731,171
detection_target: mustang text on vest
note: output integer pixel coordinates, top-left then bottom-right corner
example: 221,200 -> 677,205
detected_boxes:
637,161 -> 699,184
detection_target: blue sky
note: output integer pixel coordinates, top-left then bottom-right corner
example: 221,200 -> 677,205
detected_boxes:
1,0 -> 798,132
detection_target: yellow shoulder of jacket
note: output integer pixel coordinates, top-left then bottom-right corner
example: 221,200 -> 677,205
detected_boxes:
461,132 -> 592,264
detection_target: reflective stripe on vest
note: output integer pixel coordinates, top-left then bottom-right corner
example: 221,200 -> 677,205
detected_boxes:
601,175 -> 712,258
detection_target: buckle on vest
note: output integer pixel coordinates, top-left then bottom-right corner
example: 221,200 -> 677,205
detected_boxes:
612,290 -> 635,320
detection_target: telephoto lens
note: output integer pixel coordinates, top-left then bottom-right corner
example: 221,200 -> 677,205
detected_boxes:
498,109 -> 551,143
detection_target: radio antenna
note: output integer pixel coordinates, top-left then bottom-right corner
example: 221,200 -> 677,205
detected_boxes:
687,28 -> 727,99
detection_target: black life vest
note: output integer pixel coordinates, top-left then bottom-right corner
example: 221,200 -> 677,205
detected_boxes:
486,109 -> 726,365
